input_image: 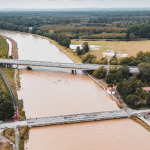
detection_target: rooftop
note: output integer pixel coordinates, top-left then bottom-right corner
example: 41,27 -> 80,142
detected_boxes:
142,87 -> 150,92
107,87 -> 115,92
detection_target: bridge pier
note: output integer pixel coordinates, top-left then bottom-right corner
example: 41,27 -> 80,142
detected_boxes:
71,70 -> 76,74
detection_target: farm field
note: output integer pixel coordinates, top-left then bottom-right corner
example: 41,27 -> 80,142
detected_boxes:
71,40 -> 150,59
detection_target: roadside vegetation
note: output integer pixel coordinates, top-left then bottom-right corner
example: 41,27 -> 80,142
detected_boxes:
92,51 -> 150,109
3,128 -> 15,143
19,126 -> 29,150
2,128 -> 15,150
18,100 -> 26,120
0,37 -> 15,120
0,36 -> 26,121
3,126 -> 29,150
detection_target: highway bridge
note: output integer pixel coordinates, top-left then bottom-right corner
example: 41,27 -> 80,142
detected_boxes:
0,58 -> 139,74
0,110 -> 131,129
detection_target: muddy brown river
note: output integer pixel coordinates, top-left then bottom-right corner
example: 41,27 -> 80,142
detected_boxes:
0,30 -> 150,150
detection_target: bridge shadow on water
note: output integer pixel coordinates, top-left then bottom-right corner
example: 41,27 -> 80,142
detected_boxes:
12,65 -> 86,75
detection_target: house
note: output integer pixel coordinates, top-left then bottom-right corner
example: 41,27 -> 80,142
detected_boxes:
107,87 -> 115,95
142,87 -> 150,93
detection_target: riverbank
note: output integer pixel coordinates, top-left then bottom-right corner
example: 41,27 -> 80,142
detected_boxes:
42,36 -> 82,63
1,35 -> 18,59
1,35 -> 25,120
0,34 -> 28,149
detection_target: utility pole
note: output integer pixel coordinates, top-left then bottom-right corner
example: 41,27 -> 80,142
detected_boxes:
107,56 -> 110,75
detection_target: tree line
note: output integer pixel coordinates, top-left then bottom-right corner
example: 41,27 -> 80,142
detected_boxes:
0,86 -> 14,120
42,26 -> 126,40
126,23 -> 150,39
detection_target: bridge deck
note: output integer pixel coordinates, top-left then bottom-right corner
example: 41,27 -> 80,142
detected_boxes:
0,110 -> 131,129
27,110 -> 130,127
0,58 -> 139,73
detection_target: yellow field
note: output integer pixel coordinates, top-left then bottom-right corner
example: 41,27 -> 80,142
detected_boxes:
71,40 -> 150,59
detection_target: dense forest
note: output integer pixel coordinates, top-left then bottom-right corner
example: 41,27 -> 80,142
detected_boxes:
1,10 -> 150,27
1,10 -> 150,44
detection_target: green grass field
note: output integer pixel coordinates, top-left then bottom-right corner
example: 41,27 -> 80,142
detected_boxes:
71,40 -> 150,60
0,36 -> 9,58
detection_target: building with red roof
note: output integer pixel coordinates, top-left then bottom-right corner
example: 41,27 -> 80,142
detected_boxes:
107,87 -> 116,95
142,87 -> 150,93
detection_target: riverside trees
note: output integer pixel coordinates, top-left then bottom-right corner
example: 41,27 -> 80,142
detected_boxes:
92,51 -> 150,108
0,91 -> 15,120
76,42 -> 89,56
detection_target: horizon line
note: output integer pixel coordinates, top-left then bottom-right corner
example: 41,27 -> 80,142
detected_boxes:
1,7 -> 150,11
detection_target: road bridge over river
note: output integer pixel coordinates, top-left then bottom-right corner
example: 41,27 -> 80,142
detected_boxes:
0,110 -> 131,129
0,59 -> 139,74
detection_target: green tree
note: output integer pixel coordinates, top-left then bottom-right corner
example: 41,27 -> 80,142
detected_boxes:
82,54 -> 96,63
126,94 -> 140,107
138,63 -> 150,82
0,91 -> 15,120
93,66 -> 106,79
82,42 -> 89,53
76,46 -> 82,55
147,94 -> 150,107
106,73 -> 115,84
120,65 -> 130,79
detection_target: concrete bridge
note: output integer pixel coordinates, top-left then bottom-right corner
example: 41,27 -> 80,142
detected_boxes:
0,58 -> 139,74
0,110 -> 131,129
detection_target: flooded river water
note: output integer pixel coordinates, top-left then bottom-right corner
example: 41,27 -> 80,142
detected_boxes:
26,119 -> 150,150
0,30 -> 150,150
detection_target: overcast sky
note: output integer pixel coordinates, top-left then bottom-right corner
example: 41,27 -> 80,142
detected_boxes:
0,0 -> 150,9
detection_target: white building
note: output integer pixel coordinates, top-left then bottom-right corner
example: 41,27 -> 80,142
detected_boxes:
107,87 -> 116,95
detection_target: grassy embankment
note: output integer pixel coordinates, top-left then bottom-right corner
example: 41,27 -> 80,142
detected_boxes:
3,126 -> 29,150
0,36 -> 9,58
19,126 -> 29,150
2,128 -> 14,150
0,36 -> 27,149
0,36 -> 25,120
43,36 -> 82,63
3,128 -> 15,143
131,116 -> 150,132
71,40 -> 150,60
